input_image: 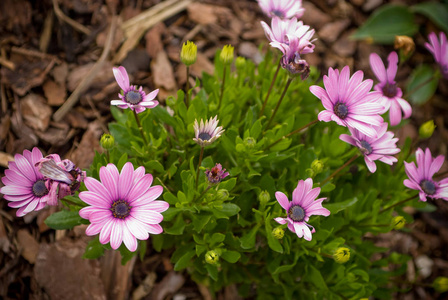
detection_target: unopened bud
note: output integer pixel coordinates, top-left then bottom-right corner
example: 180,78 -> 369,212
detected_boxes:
259,191 -> 270,204
220,45 -> 234,65
244,137 -> 256,149
216,189 -> 229,201
235,56 -> 246,69
433,277 -> 448,293
180,41 -> 197,66
392,216 -> 406,230
311,159 -> 324,174
333,247 -> 350,264
272,227 -> 284,239
205,250 -> 219,264
100,134 -> 115,150
419,120 -> 436,139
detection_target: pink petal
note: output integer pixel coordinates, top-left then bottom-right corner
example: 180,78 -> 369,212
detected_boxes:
145,223 -> 163,234
113,66 -> 130,91
274,217 -> 287,225
388,100 -> 402,126
86,221 -> 106,235
126,217 -> 150,240
122,224 -> 138,252
386,51 -> 398,81
100,164 -> 119,201
131,209 -> 163,224
118,162 -> 134,200
79,191 -> 111,208
339,134 -> 357,146
428,155 -> 445,178
275,191 -> 290,211
79,206 -> 99,219
127,174 -> 154,201
130,185 -> 163,206
144,89 -> 159,101
369,53 -> 387,83
110,219 -> 123,250
397,98 -> 412,119
145,200 -> 170,213
99,219 -> 114,244
365,158 -> 377,173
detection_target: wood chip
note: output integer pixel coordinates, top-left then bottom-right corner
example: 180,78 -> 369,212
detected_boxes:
20,94 -> 53,131
145,22 -> 166,59
152,50 -> 177,91
43,80 -> 67,106
17,229 -> 39,264
68,120 -> 103,169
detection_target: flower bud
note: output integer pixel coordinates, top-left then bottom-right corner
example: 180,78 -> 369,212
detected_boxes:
259,190 -> 270,204
100,134 -> 115,150
433,277 -> 448,293
216,189 -> 229,201
333,247 -> 350,264
419,120 -> 436,139
244,137 -> 256,149
272,227 -> 284,239
220,45 -> 234,65
311,159 -> 324,174
180,41 -> 197,66
205,250 -> 219,264
392,216 -> 406,230
235,56 -> 246,70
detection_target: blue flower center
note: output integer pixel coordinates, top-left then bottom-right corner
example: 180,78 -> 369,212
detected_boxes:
288,205 -> 305,222
334,102 -> 348,119
420,180 -> 436,195
382,83 -> 397,98
198,132 -> 212,141
125,91 -> 142,104
111,200 -> 131,219
360,140 -> 373,155
32,180 -> 49,197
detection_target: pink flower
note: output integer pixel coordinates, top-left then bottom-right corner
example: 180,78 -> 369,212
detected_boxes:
403,148 -> 448,202
369,51 -> 412,126
205,163 -> 229,184
425,32 -> 448,79
193,116 -> 225,147
79,163 -> 169,252
274,178 -> 330,241
340,123 -> 400,173
258,0 -> 304,19
35,154 -> 86,205
1,148 -> 53,217
111,66 -> 159,113
310,66 -> 384,138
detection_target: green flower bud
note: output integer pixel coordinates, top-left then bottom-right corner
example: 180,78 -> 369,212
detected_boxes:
180,41 -> 197,66
259,191 -> 270,204
433,277 -> 448,293
235,56 -> 246,69
205,250 -> 219,265
244,137 -> 256,149
419,120 -> 436,139
311,159 -> 324,174
100,134 -> 115,150
216,189 -> 229,201
220,45 -> 234,65
272,227 -> 284,239
333,247 -> 350,264
392,216 -> 406,230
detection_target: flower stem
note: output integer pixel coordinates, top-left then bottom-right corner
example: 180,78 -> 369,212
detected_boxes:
133,110 -> 148,145
259,61 -> 281,118
185,66 -> 190,108
266,77 -> 293,129
195,146 -> 205,191
264,119 -> 318,150
321,154 -> 359,185
218,66 -> 227,110
379,193 -> 419,214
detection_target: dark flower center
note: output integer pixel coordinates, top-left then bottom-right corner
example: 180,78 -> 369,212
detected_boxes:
271,10 -> 284,18
334,102 -> 348,119
198,132 -> 212,141
32,180 -> 49,197
288,205 -> 305,222
111,200 -> 131,219
382,82 -> 397,98
360,140 -> 373,155
125,91 -> 142,104
420,180 -> 436,195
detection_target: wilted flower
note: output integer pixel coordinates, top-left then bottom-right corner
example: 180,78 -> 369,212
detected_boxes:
193,116 -> 225,147
274,178 -> 330,241
419,120 -> 436,139
394,35 -> 415,56
35,154 -> 86,205
258,0 -> 304,19
205,250 -> 219,264
205,163 -> 229,184
79,163 -> 169,252
220,45 -> 234,65
339,123 -> 400,173
392,216 -> 406,230
1,148 -> 52,217
403,148 -> 448,202
180,40 -> 197,66
310,66 -> 384,138
111,66 -> 159,113
100,133 -> 115,150
369,51 -> 412,126
425,32 -> 448,79
333,247 -> 350,264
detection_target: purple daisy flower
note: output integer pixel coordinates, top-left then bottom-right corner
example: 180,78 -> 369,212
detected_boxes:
403,148 -> 448,202
369,51 -> 412,126
309,66 -> 384,138
79,162 -> 169,252
258,0 -> 304,19
1,148 -> 53,217
340,123 -> 400,173
205,163 -> 229,184
425,32 -> 448,79
193,116 -> 225,147
111,66 -> 159,114
274,178 -> 330,241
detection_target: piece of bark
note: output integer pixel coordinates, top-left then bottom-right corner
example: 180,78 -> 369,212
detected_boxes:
148,271 -> 185,300
0,217 -> 11,253
68,121 -> 103,169
318,19 -> 351,44
43,80 -> 67,106
152,50 -> 177,91
20,94 -> 52,131
67,61 -> 114,92
17,229 -> 39,264
301,2 -> 332,30
332,31 -> 357,57
100,250 -> 136,300
145,22 -> 166,59
132,272 -> 157,300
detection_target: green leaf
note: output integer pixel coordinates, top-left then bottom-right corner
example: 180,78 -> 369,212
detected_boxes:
192,212 -> 212,233
145,160 -> 165,173
45,210 -> 88,230
174,250 -> 196,271
206,263 -> 219,281
351,5 -> 418,44
83,237 -> 105,259
265,219 -> 283,253
240,225 -> 259,249
219,178 -> 237,191
119,243 -> 137,265
325,197 -> 358,214
221,250 -> 241,263
411,2 -> 448,33
209,233 -> 226,246
164,214 -> 185,235
406,64 -> 438,105
307,265 -> 328,290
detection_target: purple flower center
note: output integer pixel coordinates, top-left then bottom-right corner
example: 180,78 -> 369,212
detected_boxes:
32,180 -> 49,197
111,200 -> 131,219
125,91 -> 142,105
359,140 -> 373,155
271,10 -> 284,18
198,132 -> 212,141
334,102 -> 348,119
382,82 -> 397,98
288,205 -> 305,222
420,180 -> 436,195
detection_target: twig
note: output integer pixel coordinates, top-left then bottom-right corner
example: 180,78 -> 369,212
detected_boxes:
51,0 -> 91,36
53,16 -> 118,122
0,57 -> 15,70
85,96 -> 109,133
10,46 -> 61,64
39,9 -> 54,53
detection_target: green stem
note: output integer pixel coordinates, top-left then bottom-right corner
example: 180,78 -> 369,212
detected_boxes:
379,193 -> 419,214
133,110 -> 148,145
218,66 -> 227,110
264,119 -> 318,150
195,185 -> 212,202
321,154 -> 359,185
266,77 -> 293,129
106,150 -> 110,163
195,146 -> 205,191
185,66 -> 190,108
259,61 -> 281,118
